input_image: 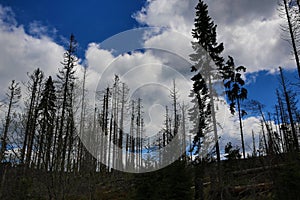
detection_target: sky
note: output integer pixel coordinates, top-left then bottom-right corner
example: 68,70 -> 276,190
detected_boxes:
0,0 -> 299,155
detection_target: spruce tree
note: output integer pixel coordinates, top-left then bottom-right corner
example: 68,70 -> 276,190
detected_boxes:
189,73 -> 211,156
190,0 -> 224,162
37,76 -> 56,170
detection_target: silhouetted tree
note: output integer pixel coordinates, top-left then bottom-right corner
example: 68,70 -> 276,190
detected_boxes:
188,73 -> 211,200
21,68 -> 44,167
222,56 -> 247,158
279,0 -> 300,78
189,73 -> 211,156
190,0 -> 224,162
0,80 -> 21,162
224,142 -> 241,160
37,76 -> 56,170
170,79 -> 179,139
56,34 -> 78,172
279,66 -> 299,151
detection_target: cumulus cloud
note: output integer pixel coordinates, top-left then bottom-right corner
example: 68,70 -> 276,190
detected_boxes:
134,0 -> 296,73
0,5 -> 66,97
215,99 -> 262,155
0,0 -> 287,158
133,0 -> 196,34
205,0 -> 277,26
85,0 -> 275,153
218,16 -> 294,72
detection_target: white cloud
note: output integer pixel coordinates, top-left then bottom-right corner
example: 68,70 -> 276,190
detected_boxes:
84,43 -> 115,96
134,0 -> 296,74
133,0 -> 196,35
143,29 -> 193,65
218,15 -> 294,73
28,21 -> 57,38
0,5 -> 66,98
0,5 -> 16,28
85,43 -> 115,74
0,1 -> 286,159
84,41 -> 194,138
216,99 -> 262,155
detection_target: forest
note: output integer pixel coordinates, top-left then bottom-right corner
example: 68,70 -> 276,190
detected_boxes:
0,0 -> 300,199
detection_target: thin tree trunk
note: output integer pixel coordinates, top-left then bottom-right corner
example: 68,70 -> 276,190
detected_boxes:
277,89 -> 290,152
77,67 -> 86,172
208,75 -> 221,162
118,83 -> 125,170
279,66 -> 299,151
237,98 -> 246,158
181,103 -> 187,161
0,87 -> 14,162
283,0 -> 300,78
261,120 -> 268,155
252,130 -> 256,157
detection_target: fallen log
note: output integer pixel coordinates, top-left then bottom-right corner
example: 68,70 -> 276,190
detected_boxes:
229,182 -> 273,194
231,164 -> 285,176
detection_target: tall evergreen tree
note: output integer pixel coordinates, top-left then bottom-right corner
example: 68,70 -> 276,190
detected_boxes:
189,73 -> 211,157
190,0 -> 224,162
36,76 -> 56,170
189,73 -> 211,200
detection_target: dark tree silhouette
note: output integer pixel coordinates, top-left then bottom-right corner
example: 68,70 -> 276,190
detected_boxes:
224,142 -> 241,160
190,0 -> 224,162
279,66 -> 299,151
0,80 -> 21,162
279,0 -> 300,78
189,73 -> 210,200
189,73 -> 210,156
56,34 -> 77,172
222,56 -> 247,158
37,76 -> 56,170
22,68 -> 44,167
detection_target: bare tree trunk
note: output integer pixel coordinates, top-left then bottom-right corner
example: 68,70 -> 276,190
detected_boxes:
237,98 -> 246,158
261,120 -> 268,155
118,83 -> 125,170
275,105 -> 285,152
181,102 -> 187,161
57,35 -> 77,172
171,79 -> 179,138
0,81 -> 20,162
279,66 -> 299,151
252,130 -> 256,157
77,67 -> 86,172
208,75 -> 221,162
130,101 -> 135,168
277,89 -> 290,152
283,0 -> 300,78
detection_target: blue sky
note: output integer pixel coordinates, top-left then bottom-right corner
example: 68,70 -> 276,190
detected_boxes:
0,0 -> 299,153
1,0 -> 297,97
0,0 -> 145,56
